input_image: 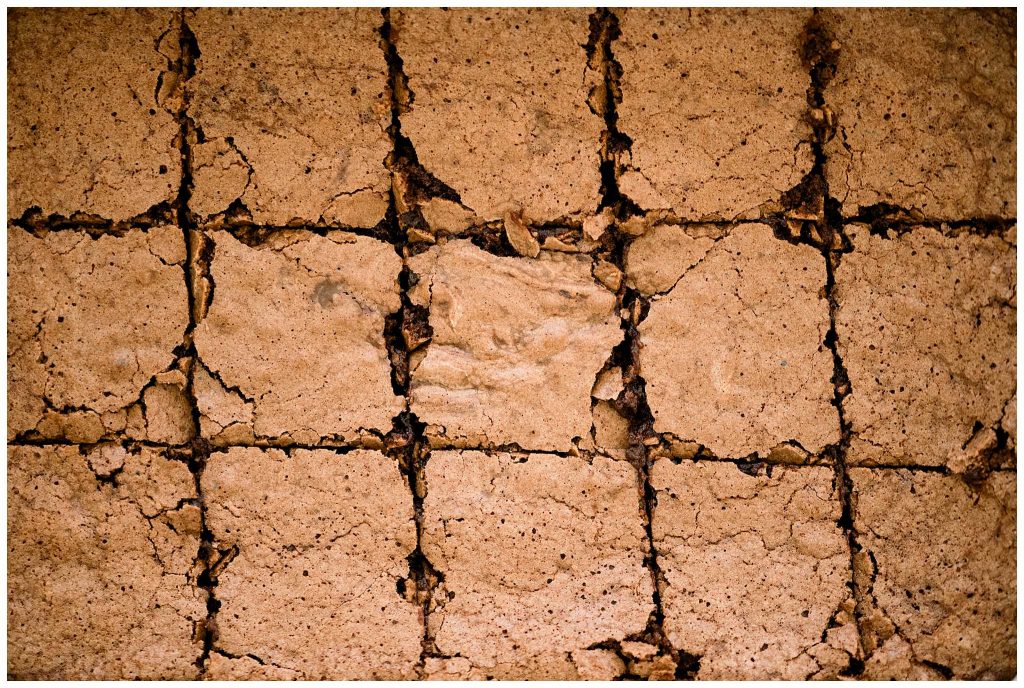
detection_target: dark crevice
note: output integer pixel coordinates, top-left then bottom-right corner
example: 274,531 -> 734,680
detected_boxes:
586,8 -> 698,679
920,659 -> 955,680
383,266 -> 433,395
9,438 -> 191,453
220,222 -> 395,247
407,217 -> 604,258
380,9 -> 444,677
383,306 -> 409,396
9,435 -> 1002,480
209,197 -> 254,228
421,441 -> 593,461
799,11 -> 866,676
192,233 -> 216,327
466,228 -> 521,258
177,16 -> 201,343
203,440 -> 385,455
11,203 -> 177,237
172,11 -> 221,679
846,204 -> 1016,239
380,8 -> 465,243
586,9 -> 642,219
187,442 -> 224,678
387,410 -> 443,677
960,424 -> 1015,488
770,11 -> 845,254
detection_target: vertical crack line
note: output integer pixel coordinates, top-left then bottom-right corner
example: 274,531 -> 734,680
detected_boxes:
588,8 -> 698,678
824,246 -> 864,672
173,10 -> 218,678
381,7 -> 412,251
801,10 -> 866,676
379,8 -> 441,677
379,7 -> 463,243
586,8 -> 640,219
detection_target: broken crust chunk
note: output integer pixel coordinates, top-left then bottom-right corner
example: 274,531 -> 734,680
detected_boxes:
592,400 -> 629,460
8,9 -> 180,220
408,240 -> 621,451
616,9 -> 813,219
194,230 -> 403,445
652,460 -> 856,679
625,223 -> 724,296
851,469 -> 1015,679
393,9 -> 602,226
836,225 -> 1016,469
635,223 -> 838,457
421,451 -> 654,679
7,226 -> 190,443
187,8 -> 391,226
204,447 -> 421,679
8,444 -> 204,679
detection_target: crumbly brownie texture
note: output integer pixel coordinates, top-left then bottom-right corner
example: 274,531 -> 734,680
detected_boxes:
203,447 -> 421,678
193,230 -> 403,445
6,8 -> 1015,681
651,460 -> 857,679
7,226 -> 191,443
393,9 -> 603,228
408,240 -> 621,452
616,9 -> 814,219
8,444 -> 204,679
850,469 -> 1015,679
421,450 -> 653,678
187,9 -> 391,226
823,9 -> 1015,218
836,225 -> 1016,469
8,9 -> 181,220
632,223 -> 838,458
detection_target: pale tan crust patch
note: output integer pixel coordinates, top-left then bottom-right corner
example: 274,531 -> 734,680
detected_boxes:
651,460 -> 857,679
187,9 -> 391,226
8,444 -> 204,679
408,240 -> 622,451
204,447 -> 421,679
421,450 -> 654,679
851,469 -> 1016,679
836,225 -> 1016,469
8,9 -> 181,220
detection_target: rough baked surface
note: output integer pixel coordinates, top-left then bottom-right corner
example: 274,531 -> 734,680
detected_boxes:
8,9 -> 180,221
187,9 -> 391,226
851,469 -> 1016,679
5,8 -> 1017,682
633,223 -> 838,457
408,240 -> 622,451
8,444 -> 204,679
616,9 -> 814,219
651,459 -> 857,679
393,9 -> 603,226
204,447 -> 421,679
421,450 -> 654,679
193,230 -> 403,444
836,225 -> 1016,469
824,9 -> 1016,218
7,226 -> 191,443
